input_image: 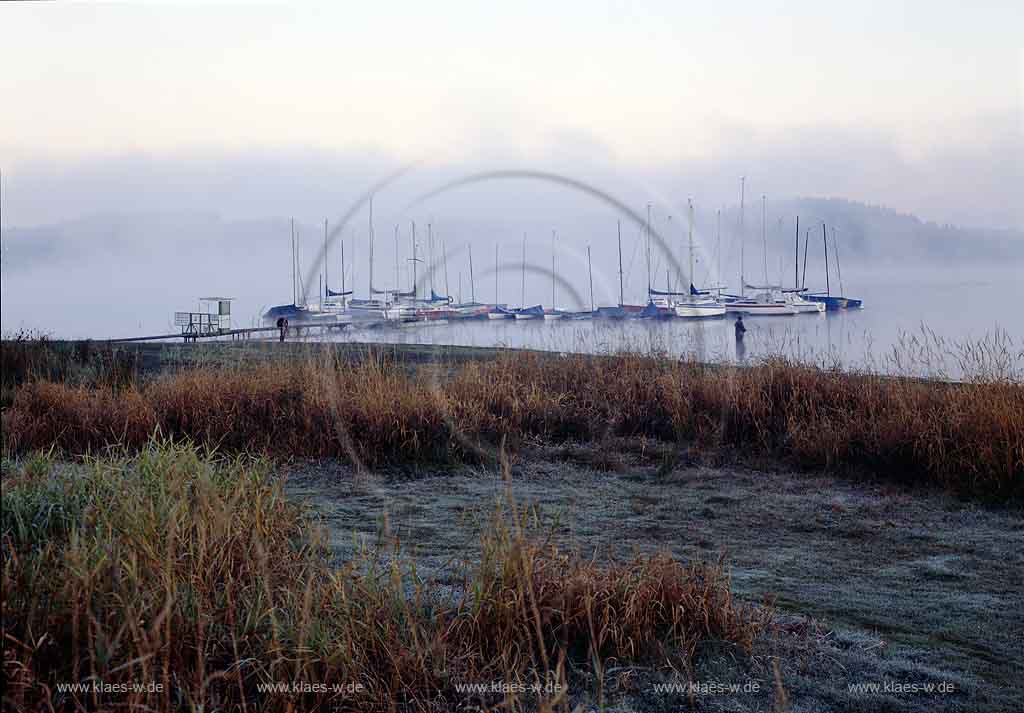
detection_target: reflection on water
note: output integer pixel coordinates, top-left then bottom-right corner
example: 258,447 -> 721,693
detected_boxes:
2,254 -> 1019,380
317,268 -> 1023,381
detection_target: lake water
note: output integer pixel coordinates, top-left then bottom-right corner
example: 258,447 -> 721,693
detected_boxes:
328,265 -> 1023,380
2,259 -> 1020,380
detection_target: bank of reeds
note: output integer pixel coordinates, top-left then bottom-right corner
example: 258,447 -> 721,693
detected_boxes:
3,348 -> 1021,499
0,331 -> 141,408
1,441 -> 766,712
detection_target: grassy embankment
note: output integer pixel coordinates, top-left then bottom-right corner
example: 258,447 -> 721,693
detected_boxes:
3,334 -> 1021,499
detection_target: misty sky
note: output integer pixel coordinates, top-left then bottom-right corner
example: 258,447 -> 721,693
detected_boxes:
1,1 -> 1021,228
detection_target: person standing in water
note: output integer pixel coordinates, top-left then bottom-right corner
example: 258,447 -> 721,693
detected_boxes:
734,314 -> 747,362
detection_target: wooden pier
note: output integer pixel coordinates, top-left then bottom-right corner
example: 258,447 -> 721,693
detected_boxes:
108,322 -> 351,344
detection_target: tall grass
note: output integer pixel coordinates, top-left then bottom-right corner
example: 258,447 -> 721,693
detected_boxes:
1,441 -> 766,711
0,331 -> 141,408
3,348 -> 1021,499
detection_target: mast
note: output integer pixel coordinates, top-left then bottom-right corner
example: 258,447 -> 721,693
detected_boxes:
587,245 -> 594,312
521,233 -> 526,307
324,218 -> 329,298
794,216 -> 800,289
777,216 -> 784,286
551,229 -> 556,308
394,224 -> 399,294
802,228 -> 810,289
410,221 -> 417,300
739,176 -> 746,295
494,244 -> 499,305
341,235 -> 346,296
645,203 -> 652,300
822,223 -> 830,296
761,194 -> 768,285
296,229 -> 304,305
443,239 -> 450,300
833,226 -> 845,297
687,198 -> 694,297
368,197 -> 375,299
716,207 -> 722,294
428,223 -> 435,296
617,220 -> 624,307
468,243 -> 475,303
290,218 -> 296,305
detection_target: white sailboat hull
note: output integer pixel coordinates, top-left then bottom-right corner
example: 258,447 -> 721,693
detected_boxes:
783,293 -> 826,313
725,302 -> 798,316
674,302 -> 727,318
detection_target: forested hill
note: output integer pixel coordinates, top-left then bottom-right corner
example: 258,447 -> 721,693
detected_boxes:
767,197 -> 1022,264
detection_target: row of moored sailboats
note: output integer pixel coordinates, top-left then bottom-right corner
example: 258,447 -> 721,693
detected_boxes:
263,185 -> 861,328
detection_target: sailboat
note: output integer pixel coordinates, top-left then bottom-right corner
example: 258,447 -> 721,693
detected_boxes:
804,223 -> 863,310
487,244 -> 516,319
725,287 -> 798,315
515,305 -> 544,320
780,216 -> 825,313
783,289 -> 826,313
543,230 -> 565,320
561,245 -> 596,319
637,205 -> 677,319
513,234 -> 544,320
446,243 -> 491,320
349,200 -> 415,323
322,219 -> 353,315
408,224 -> 452,322
723,190 -> 797,316
264,218 -> 348,324
545,238 -> 596,320
595,220 -> 644,318
263,218 -> 304,322
674,199 -> 726,318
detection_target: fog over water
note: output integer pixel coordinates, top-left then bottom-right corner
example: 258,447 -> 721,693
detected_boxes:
2,185 -> 1020,379
2,3 -> 1021,378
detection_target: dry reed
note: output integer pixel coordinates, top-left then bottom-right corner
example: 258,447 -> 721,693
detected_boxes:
3,347 -> 1020,499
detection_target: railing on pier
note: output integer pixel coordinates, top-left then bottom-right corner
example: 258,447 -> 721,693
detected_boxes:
174,312 -> 227,341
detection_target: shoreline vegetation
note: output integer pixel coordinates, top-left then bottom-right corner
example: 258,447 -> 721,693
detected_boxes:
2,333 -> 1021,500
2,332 -> 1022,711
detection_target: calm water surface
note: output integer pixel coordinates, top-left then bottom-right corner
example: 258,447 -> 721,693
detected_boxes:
330,266 -> 1023,379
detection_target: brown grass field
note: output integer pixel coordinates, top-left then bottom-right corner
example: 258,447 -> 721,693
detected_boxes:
3,343 -> 1022,499
1,336 -> 1022,711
